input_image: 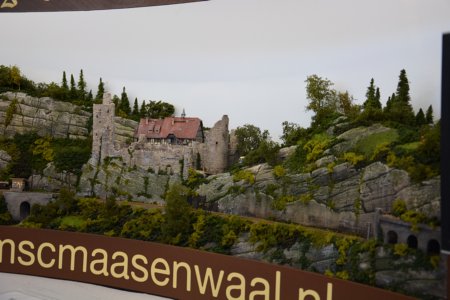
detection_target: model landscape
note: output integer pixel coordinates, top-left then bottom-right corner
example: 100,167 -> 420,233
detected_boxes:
0,65 -> 445,299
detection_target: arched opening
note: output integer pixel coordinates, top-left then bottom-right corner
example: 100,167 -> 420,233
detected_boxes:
387,231 -> 398,244
20,201 -> 31,220
407,235 -> 418,249
427,239 -> 441,256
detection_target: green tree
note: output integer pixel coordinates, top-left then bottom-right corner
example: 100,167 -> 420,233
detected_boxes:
77,69 -> 87,99
95,77 -> 105,102
9,65 -> 21,90
69,74 -> 77,100
360,79 -> 382,123
145,100 -> 175,119
305,75 -> 339,129
162,183 -> 191,244
338,91 -> 360,120
132,97 -> 140,120
235,124 -> 269,156
140,100 -> 147,118
426,105 -> 434,124
119,87 -> 131,115
386,69 -> 415,125
415,108 -> 426,127
281,121 -> 307,147
61,71 -> 68,89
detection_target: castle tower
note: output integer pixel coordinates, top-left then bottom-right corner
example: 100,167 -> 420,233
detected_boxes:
92,93 -> 115,165
203,115 -> 229,174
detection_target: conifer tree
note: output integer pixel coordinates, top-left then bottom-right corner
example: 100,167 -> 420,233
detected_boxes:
95,77 -> 105,101
384,70 -> 414,125
69,74 -> 77,100
62,71 -> 68,90
132,97 -> 140,120
426,105 -> 434,124
140,100 -> 147,117
363,78 -> 382,110
119,87 -> 131,115
86,90 -> 93,105
77,69 -> 87,99
415,108 -> 426,126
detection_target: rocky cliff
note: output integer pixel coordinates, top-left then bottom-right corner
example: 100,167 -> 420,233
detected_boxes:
0,92 -> 137,143
197,162 -> 440,236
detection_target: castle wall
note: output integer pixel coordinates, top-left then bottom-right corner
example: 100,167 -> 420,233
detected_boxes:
92,93 -> 115,165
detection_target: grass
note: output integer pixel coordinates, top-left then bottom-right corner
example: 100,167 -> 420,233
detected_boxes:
396,141 -> 420,153
60,215 -> 86,229
354,129 -> 398,157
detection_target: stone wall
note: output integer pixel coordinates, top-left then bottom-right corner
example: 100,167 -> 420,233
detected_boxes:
0,92 -> 90,139
201,115 -> 230,174
4,192 -> 54,221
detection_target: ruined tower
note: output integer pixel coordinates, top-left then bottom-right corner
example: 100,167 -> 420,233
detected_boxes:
202,115 -> 230,174
92,93 -> 115,165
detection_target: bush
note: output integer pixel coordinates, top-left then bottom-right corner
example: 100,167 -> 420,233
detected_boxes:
342,152 -> 364,166
392,199 -> 407,217
232,170 -> 255,185
273,165 -> 286,179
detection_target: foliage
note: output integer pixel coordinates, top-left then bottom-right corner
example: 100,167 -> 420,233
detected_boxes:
281,121 -> 308,147
303,133 -> 331,163
184,168 -> 208,190
0,196 -> 14,225
144,100 -> 175,119
273,165 -> 286,179
5,98 -> 18,128
272,195 -> 295,210
243,139 -> 280,166
232,169 -> 255,184
162,183 -> 192,245
342,152 -> 364,166
394,243 -> 409,257
354,129 -> 398,158
392,199 -> 407,217
234,124 -> 269,156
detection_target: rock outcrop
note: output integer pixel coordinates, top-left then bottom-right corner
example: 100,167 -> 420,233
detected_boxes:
197,162 -> 440,236
0,92 -> 91,139
78,157 -> 181,203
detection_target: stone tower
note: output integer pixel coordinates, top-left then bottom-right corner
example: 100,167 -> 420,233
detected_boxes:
203,115 -> 229,174
92,93 -> 115,165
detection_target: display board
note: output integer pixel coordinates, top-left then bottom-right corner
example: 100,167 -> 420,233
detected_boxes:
0,226 -> 415,300
0,0 -> 207,12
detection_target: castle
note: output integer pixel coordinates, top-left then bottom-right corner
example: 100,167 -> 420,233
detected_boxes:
91,93 -> 235,177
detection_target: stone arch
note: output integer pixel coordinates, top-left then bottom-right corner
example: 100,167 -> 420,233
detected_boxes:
19,201 -> 31,220
427,239 -> 441,255
387,230 -> 398,244
407,235 -> 418,249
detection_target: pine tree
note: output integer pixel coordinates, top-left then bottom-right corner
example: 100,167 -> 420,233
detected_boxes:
375,87 -> 381,105
119,87 -> 131,115
140,100 -> 147,118
62,71 -> 68,90
77,69 -> 86,99
385,69 -> 415,125
95,77 -> 105,101
112,95 -> 120,114
69,74 -> 77,100
415,108 -> 426,126
132,97 -> 140,120
426,105 -> 434,124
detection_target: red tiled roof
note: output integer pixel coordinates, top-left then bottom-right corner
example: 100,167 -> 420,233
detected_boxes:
136,117 -> 202,140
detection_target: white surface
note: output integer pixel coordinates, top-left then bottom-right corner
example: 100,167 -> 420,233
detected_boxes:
0,273 -> 170,300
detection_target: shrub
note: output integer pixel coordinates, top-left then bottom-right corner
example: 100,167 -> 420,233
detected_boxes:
342,152 -> 364,166
273,165 -> 286,179
394,243 -> 409,257
232,170 -> 255,185
392,199 -> 407,217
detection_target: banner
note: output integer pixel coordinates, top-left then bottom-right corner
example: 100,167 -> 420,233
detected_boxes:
0,226 -> 415,300
0,0 -> 207,12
